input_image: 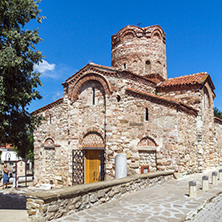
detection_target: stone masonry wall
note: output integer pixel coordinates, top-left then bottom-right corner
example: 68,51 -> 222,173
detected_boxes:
112,25 -> 167,79
158,81 -> 218,171
34,101 -> 71,187
104,88 -> 198,178
214,120 -> 222,166
34,69 -> 221,187
26,171 -> 174,222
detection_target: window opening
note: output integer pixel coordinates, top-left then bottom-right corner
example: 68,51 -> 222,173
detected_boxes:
145,60 -> 151,73
92,87 -> 95,105
117,95 -> 121,102
123,63 -> 127,69
49,114 -> 52,124
145,108 -> 149,121
203,93 -> 206,108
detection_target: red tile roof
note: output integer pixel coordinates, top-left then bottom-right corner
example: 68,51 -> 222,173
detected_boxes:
0,144 -> 14,149
157,72 -> 214,89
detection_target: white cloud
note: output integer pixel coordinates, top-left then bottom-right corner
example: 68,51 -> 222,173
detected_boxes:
52,91 -> 63,100
34,60 -> 77,79
34,60 -> 55,73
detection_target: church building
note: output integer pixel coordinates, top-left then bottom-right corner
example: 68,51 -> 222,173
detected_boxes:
33,25 -> 222,187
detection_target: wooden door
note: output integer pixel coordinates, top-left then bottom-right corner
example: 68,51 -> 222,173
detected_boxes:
85,150 -> 101,184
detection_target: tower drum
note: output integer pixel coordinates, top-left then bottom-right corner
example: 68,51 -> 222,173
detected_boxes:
111,25 -> 167,80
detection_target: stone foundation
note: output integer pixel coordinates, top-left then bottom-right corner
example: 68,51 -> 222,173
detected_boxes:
26,170 -> 174,221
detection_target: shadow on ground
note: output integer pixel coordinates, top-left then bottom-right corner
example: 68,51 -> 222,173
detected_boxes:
0,192 -> 26,209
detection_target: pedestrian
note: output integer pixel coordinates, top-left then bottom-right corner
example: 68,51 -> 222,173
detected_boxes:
12,164 -> 18,189
2,164 -> 9,189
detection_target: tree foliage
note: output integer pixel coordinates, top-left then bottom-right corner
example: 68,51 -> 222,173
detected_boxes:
0,0 -> 44,158
214,107 -> 222,119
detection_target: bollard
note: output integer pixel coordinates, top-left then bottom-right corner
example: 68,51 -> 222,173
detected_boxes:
212,172 -> 218,185
219,169 -> 222,180
189,181 -> 197,198
202,176 -> 209,191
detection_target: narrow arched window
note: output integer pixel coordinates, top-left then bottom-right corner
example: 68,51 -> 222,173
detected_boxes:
123,63 -> 127,69
117,95 -> 121,102
145,60 -> 151,73
145,108 -> 149,121
49,114 -> 52,124
92,87 -> 95,105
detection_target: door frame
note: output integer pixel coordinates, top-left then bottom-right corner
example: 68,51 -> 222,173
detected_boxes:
83,147 -> 105,183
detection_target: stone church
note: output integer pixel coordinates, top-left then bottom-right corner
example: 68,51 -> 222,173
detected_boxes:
33,25 -> 222,187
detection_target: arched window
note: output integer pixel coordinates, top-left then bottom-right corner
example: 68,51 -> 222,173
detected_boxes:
153,32 -> 161,39
92,87 -> 95,105
117,95 -> 121,102
49,114 -> 52,124
123,63 -> 127,69
145,108 -> 149,121
145,60 -> 151,73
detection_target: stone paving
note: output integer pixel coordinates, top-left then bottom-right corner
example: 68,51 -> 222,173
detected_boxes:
53,168 -> 222,222
1,169 -> 222,222
184,192 -> 222,222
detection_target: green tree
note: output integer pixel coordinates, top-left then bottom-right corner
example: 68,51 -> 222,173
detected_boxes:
0,0 -> 44,158
214,107 -> 222,119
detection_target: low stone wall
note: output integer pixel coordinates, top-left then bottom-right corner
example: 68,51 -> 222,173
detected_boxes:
26,171 -> 174,222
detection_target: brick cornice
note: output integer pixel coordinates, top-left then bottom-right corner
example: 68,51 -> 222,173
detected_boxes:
214,116 -> 222,124
32,97 -> 64,115
112,25 -> 166,48
63,63 -> 156,88
126,87 -> 198,116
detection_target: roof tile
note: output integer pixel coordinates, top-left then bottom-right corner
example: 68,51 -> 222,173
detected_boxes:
157,72 -> 208,88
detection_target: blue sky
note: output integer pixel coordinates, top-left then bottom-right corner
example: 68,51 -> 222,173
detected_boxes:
30,0 -> 222,112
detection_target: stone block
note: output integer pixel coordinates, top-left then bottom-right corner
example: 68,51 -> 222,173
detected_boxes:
98,189 -> 105,198
27,209 -> 37,215
75,201 -> 81,209
48,205 -> 59,212
35,199 -> 44,205
89,193 -> 98,203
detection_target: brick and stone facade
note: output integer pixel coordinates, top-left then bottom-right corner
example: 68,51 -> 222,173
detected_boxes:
33,25 -> 222,187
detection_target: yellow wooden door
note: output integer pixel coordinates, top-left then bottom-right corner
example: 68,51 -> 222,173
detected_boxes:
85,150 -> 101,184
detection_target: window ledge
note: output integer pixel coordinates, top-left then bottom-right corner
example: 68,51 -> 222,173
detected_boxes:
138,146 -> 157,152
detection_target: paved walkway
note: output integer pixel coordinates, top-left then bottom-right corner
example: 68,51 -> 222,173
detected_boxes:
1,169 -> 222,222
185,192 -> 222,222
53,168 -> 222,222
0,183 -> 32,222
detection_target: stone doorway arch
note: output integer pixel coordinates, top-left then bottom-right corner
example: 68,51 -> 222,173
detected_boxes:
82,132 -> 105,184
72,132 -> 105,185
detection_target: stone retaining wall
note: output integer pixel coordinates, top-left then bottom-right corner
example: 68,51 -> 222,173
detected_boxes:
26,170 -> 174,221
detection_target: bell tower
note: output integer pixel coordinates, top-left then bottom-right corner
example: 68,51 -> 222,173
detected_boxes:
111,25 -> 167,80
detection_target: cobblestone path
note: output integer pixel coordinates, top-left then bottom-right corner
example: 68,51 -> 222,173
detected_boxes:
185,192 -> 222,222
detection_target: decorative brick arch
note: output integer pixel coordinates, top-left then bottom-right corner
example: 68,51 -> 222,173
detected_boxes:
81,132 -> 105,148
121,29 -> 137,40
43,137 -> 55,146
138,136 -> 158,147
71,73 -> 112,101
151,29 -> 162,40
79,126 -> 105,144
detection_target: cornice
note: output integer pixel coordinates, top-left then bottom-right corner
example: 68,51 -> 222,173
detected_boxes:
214,116 -> 222,125
126,87 -> 198,116
32,97 -> 64,115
